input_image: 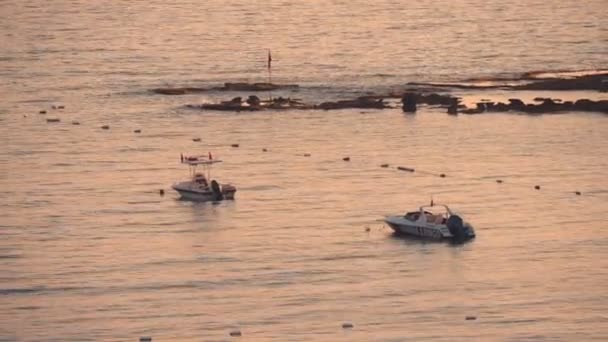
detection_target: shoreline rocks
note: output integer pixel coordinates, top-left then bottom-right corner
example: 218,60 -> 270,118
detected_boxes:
458,98 -> 607,114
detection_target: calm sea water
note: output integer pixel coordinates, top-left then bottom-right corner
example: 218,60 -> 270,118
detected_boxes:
1,1 -> 607,341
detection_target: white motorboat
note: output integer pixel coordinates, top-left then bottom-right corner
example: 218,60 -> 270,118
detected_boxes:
172,154 -> 237,201
384,203 -> 475,241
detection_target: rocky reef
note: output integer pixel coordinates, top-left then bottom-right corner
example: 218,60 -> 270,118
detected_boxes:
407,73 -> 608,92
186,95 -> 311,111
151,82 -> 299,95
169,72 -> 607,114
458,98 -> 608,114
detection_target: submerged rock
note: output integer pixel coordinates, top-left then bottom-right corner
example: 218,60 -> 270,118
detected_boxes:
317,96 -> 389,110
151,82 -> 299,95
401,92 -> 417,112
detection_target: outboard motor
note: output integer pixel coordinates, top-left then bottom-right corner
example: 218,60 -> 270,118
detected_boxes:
447,215 -> 468,240
210,180 -> 224,201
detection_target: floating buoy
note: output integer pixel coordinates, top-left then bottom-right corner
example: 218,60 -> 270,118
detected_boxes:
101,125 -> 110,130
231,144 -> 239,148
365,226 -> 370,232
439,173 -> 446,178
534,185 -> 541,190
229,330 -> 242,337
46,118 -> 60,123
380,164 -> 389,168
23,115 -> 27,118
134,129 -> 141,133
192,138 -> 201,142
303,153 -> 311,157
139,337 -> 152,342
159,189 -> 165,196
465,316 -> 477,321
52,105 -> 57,109
72,121 -> 80,125
342,322 -> 354,329
343,157 -> 350,161
496,179 -> 503,183
397,166 -> 415,172
39,110 -> 47,114
58,105 -> 65,109
575,191 -> 581,195
262,148 -> 268,152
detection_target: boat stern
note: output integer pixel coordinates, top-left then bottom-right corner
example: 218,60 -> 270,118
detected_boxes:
222,184 -> 237,200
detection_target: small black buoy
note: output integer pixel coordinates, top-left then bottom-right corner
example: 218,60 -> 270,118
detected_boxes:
342,322 -> 354,329
39,110 -> 47,114
575,191 -> 581,195
159,189 -> 165,196
229,330 -> 242,337
134,129 -> 141,133
343,157 -> 350,161
262,148 -> 267,152
52,105 -> 57,109
101,125 -> 109,130
439,173 -> 446,178
496,179 -> 503,183
72,121 -> 80,125
365,226 -> 370,232
192,138 -> 201,142
58,105 -> 65,109
46,118 -> 60,123
139,337 -> 152,342
23,114 -> 27,118
534,185 -> 541,190
231,144 -> 239,148
380,164 -> 389,168
465,316 -> 477,321
303,153 -> 311,157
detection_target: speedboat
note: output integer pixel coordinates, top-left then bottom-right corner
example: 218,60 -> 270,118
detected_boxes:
172,154 -> 237,201
384,203 -> 475,241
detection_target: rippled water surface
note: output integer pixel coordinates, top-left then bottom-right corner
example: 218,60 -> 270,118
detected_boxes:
1,1 -> 608,341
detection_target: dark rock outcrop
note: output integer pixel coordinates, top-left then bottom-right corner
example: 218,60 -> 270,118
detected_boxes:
401,92 -> 417,112
317,96 -> 389,110
458,97 -> 607,114
515,74 -> 608,91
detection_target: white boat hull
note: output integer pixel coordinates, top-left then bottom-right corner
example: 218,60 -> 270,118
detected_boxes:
385,216 -> 475,241
172,182 -> 236,202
